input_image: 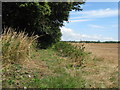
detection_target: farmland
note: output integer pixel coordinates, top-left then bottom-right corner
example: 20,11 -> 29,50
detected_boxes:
71,43 -> 118,88
72,43 -> 118,61
2,31 -> 119,88
2,2 -> 118,88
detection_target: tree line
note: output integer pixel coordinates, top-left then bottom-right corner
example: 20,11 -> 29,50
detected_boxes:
65,41 -> 120,43
2,2 -> 85,48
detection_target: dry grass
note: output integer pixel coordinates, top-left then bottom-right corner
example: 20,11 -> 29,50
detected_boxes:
1,28 -> 38,67
71,42 -> 118,88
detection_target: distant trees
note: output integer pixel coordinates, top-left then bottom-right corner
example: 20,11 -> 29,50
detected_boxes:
65,41 -> 119,43
2,2 -> 85,48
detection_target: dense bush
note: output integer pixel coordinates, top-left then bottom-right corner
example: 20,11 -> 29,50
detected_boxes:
52,41 -> 87,66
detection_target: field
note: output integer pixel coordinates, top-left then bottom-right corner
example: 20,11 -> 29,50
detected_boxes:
84,43 -> 118,61
2,2 -> 119,88
73,43 -> 118,61
2,36 -> 119,88
71,43 -> 118,88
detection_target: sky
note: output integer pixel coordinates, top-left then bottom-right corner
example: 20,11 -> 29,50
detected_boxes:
60,2 -> 118,41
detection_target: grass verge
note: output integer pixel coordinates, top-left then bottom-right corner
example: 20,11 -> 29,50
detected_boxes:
1,29 -> 118,88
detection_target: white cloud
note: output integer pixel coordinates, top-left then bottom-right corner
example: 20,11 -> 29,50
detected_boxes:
67,19 -> 90,23
70,8 -> 118,19
86,0 -> 119,2
89,24 -> 105,29
60,27 -> 114,41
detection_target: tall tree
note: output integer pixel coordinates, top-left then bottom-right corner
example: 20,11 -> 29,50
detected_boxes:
2,2 -> 85,48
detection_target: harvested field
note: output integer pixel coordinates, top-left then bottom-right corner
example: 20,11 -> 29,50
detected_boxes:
72,43 -> 118,61
71,43 -> 119,88
84,43 -> 118,61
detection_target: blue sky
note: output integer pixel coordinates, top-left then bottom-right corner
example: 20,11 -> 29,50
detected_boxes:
60,2 -> 118,41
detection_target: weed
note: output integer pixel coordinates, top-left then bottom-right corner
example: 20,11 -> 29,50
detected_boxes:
28,74 -> 85,88
52,41 -> 88,67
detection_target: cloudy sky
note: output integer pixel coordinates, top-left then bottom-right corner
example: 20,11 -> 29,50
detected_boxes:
60,2 -> 118,41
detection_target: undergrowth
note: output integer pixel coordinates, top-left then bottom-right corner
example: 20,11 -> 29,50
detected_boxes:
29,49 -> 86,88
52,41 -> 89,67
1,28 -> 38,67
28,73 -> 85,88
1,29 -> 87,88
1,28 -> 39,88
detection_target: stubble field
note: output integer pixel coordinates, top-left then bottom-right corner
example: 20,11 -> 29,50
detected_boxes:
72,43 -> 118,88
84,43 -> 118,61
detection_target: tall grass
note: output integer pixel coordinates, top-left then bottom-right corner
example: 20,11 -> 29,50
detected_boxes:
1,28 -> 38,67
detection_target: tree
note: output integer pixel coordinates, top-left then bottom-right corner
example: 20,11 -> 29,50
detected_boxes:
2,2 -> 85,48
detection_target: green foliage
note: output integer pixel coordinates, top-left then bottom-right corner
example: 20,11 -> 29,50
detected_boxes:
2,2 -> 85,48
2,63 -> 40,88
52,41 -> 87,66
27,48 -> 86,88
2,44 -> 86,88
28,74 -> 85,88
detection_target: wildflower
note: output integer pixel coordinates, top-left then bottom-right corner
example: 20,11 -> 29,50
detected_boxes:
28,75 -> 31,78
24,87 -> 27,89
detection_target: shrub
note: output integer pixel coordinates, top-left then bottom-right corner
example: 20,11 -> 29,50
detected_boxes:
52,41 -> 87,66
1,28 -> 38,67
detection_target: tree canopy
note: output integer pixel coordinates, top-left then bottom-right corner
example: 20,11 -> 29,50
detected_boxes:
2,2 -> 85,48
